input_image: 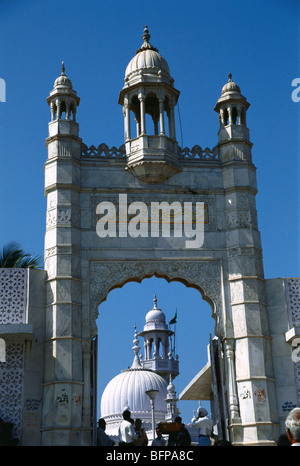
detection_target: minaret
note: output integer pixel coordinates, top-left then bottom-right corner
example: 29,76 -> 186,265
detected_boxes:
43,63 -> 84,444
139,295 -> 179,381
214,75 -> 275,433
118,26 -> 181,183
165,375 -> 178,422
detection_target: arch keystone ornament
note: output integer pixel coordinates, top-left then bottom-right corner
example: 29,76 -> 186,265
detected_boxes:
42,28 -> 280,445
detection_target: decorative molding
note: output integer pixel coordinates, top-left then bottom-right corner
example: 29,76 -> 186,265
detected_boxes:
46,206 -> 81,229
225,209 -> 258,230
179,145 -> 219,161
81,143 -> 126,159
81,142 -> 220,162
88,260 -> 222,337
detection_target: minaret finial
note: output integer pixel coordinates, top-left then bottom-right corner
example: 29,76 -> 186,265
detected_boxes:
153,294 -> 158,309
61,61 -> 65,76
228,72 -> 232,82
131,323 -> 142,369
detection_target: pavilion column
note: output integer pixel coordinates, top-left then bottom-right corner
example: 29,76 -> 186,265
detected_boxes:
139,91 -> 146,135
124,95 -> 131,141
159,98 -> 165,135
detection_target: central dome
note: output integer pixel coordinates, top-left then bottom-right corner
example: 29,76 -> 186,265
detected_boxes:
100,325 -> 171,440
124,26 -> 174,87
101,367 -> 168,417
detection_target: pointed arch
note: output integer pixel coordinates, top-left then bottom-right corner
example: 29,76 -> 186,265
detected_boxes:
88,259 -> 224,339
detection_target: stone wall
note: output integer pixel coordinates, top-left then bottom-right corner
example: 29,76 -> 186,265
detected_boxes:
266,278 -> 300,433
0,268 -> 46,445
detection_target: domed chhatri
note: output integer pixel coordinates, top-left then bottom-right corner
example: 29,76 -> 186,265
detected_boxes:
118,26 -> 181,184
214,72 -> 250,152
139,295 -> 179,380
47,61 -> 80,125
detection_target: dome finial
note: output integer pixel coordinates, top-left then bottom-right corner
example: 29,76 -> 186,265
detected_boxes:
143,25 -> 151,43
228,72 -> 232,82
137,25 -> 159,53
153,294 -> 158,309
61,61 -> 65,76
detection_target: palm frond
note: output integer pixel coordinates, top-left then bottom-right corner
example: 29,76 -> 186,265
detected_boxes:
0,241 -> 42,269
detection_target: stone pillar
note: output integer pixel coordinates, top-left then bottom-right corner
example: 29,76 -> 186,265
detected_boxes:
223,155 -> 279,445
42,70 -> 90,444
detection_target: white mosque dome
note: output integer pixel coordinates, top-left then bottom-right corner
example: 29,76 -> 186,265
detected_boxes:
124,26 -> 174,87
101,325 -> 168,418
100,299 -> 179,442
100,366 -> 168,417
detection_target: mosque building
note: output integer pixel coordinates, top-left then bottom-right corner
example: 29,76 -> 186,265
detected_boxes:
100,296 -> 179,442
0,25 -> 299,446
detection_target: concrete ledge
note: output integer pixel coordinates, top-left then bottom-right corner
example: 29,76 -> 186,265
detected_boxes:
0,323 -> 34,341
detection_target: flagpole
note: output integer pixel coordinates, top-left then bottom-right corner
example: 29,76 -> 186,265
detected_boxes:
174,308 -> 177,357
174,321 -> 176,356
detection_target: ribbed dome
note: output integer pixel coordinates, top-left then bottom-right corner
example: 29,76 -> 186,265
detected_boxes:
100,324 -> 169,423
221,73 -> 241,95
100,367 -> 168,417
126,49 -> 170,77
54,62 -> 73,89
124,26 -> 173,86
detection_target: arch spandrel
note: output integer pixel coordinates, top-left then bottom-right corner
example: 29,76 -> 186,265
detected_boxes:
88,259 -> 224,338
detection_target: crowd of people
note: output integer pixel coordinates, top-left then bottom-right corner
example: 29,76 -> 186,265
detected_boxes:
97,406 -> 300,447
96,409 -> 194,447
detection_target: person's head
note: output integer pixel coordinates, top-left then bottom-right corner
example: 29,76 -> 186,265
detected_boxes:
123,410 -> 131,421
285,408 -> 300,444
98,418 -> 106,430
197,407 -> 208,418
175,416 -> 182,424
135,418 -> 142,430
155,427 -> 162,438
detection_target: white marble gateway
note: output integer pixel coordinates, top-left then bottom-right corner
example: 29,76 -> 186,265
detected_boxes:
0,26 -> 299,446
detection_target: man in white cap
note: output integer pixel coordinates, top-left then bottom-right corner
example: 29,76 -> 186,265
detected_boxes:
191,407 -> 213,446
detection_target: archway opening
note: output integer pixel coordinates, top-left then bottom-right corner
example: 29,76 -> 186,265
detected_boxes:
95,275 -> 215,442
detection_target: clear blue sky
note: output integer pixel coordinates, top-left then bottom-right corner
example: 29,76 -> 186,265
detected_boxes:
0,0 -> 299,425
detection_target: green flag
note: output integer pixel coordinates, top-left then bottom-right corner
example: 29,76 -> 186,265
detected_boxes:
169,309 -> 177,325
